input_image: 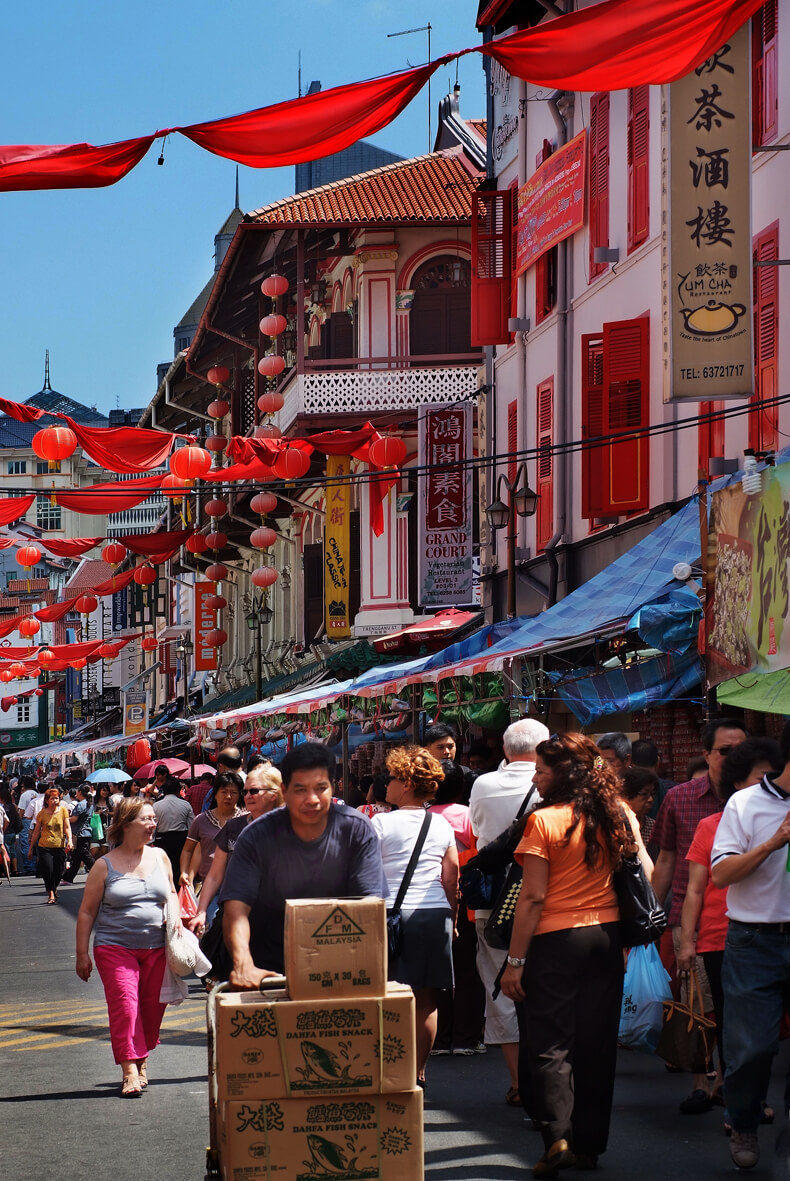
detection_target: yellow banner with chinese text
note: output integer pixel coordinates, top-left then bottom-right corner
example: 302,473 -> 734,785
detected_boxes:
324,454 -> 352,638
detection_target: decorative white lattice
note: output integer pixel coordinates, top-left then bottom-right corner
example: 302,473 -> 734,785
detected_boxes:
279,366 -> 479,428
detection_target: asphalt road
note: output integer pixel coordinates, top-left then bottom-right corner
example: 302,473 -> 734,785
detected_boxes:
2,872 -> 790,1180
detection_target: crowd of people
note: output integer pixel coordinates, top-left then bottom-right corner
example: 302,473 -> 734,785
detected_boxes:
4,715 -> 790,1173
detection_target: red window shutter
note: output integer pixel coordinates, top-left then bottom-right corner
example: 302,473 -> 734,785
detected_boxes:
535,140 -> 557,324
536,379 -> 554,551
627,86 -> 650,253
589,93 -> 610,280
602,317 -> 650,514
507,399 -> 518,482
753,1 -> 778,146
750,223 -> 779,452
698,401 -> 726,477
471,189 -> 512,345
581,334 -> 605,519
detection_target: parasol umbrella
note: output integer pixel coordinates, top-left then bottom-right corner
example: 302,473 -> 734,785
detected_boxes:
85,767 -> 131,784
176,764 -> 216,780
132,757 -> 190,780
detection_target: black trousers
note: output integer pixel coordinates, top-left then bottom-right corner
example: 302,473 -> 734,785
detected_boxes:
37,847 -> 66,895
701,948 -> 725,1076
517,922 -> 624,1156
63,836 -> 95,881
154,830 -> 187,886
435,907 -> 486,1051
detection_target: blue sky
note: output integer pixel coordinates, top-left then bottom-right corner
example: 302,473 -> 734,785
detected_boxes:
2,2 -> 483,416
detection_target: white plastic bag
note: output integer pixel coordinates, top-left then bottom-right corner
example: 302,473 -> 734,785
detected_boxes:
619,943 -> 672,1054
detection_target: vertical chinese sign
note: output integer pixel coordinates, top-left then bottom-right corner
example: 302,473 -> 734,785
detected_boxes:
418,404 -> 473,607
665,25 -> 753,402
193,581 -> 218,672
324,454 -> 351,638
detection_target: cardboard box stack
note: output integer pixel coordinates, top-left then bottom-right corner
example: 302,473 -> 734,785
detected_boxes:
216,897 -> 424,1181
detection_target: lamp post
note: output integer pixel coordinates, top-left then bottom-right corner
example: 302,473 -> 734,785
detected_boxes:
246,595 -> 273,702
175,635 -> 194,712
484,462 -> 539,619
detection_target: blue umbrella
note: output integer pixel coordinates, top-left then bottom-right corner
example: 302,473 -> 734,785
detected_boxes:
85,768 -> 131,784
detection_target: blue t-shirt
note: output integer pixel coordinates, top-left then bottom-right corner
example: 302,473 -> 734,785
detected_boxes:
219,803 -> 387,973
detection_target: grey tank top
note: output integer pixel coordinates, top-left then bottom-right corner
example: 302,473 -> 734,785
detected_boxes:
92,853 -> 170,949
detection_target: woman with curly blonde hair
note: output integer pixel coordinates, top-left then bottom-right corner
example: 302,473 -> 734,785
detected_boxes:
501,733 -> 647,1177
372,745 -> 459,1088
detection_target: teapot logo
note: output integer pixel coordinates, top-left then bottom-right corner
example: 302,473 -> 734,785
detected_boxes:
678,298 -> 747,337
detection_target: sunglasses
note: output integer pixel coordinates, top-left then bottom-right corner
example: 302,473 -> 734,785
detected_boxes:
243,787 -> 279,796
712,746 -> 735,756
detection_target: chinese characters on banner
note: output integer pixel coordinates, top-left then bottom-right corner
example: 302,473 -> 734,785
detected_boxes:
123,687 -> 148,737
418,404 -> 474,607
708,465 -> 790,686
193,580 -> 219,672
665,25 -> 753,401
515,130 -> 587,275
324,454 -> 352,638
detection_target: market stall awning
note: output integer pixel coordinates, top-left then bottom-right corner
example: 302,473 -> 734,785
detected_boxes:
547,649 -> 704,725
371,609 -> 482,654
717,668 -> 790,714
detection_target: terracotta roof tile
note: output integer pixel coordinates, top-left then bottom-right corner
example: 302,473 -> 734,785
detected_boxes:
248,149 -> 479,226
65,559 -> 112,591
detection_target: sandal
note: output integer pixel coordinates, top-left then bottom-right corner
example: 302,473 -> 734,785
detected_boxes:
136,1059 -> 148,1089
505,1086 -> 522,1107
121,1075 -> 142,1098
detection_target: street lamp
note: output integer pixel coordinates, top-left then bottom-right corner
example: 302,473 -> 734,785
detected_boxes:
175,635 -> 194,711
485,462 -> 539,619
246,595 -> 272,701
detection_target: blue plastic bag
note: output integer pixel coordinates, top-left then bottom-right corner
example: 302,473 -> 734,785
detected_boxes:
619,943 -> 672,1054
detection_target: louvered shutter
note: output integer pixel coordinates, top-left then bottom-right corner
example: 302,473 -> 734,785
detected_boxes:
471,189 -> 512,345
507,399 -> 518,482
589,93 -> 610,280
536,379 -> 554,551
750,224 -> 779,452
698,401 -> 726,477
627,86 -> 650,252
753,1 -> 778,146
602,317 -> 650,514
581,334 -> 605,518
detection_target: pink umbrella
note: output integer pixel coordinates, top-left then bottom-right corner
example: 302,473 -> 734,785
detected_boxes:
177,763 -> 216,780
132,757 -> 190,780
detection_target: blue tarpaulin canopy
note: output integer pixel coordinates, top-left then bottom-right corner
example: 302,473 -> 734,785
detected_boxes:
547,649 -> 704,725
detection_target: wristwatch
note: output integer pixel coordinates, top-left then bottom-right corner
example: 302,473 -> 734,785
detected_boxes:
506,955 -> 527,967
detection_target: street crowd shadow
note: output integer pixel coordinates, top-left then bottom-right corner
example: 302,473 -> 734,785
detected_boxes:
0,1075 -> 209,1104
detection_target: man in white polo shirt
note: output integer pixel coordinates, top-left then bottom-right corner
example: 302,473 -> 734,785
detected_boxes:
711,726 -> 790,1171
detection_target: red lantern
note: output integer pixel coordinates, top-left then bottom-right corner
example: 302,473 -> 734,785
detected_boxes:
255,424 -> 282,440
273,449 -> 310,480
185,533 -> 209,554
207,399 -> 230,419
203,595 -> 226,611
98,642 -> 119,658
207,365 -> 230,386
38,648 -> 55,665
75,594 -> 98,615
261,274 -> 289,298
170,445 -> 212,481
250,526 -> 277,549
369,435 -> 407,469
71,658 -> 87,671
16,545 -> 42,570
258,390 -> 285,414
126,737 -> 152,770
0,670 -> 14,683
162,472 -> 193,499
133,565 -> 157,586
250,492 -> 278,515
205,627 -> 228,648
31,424 -> 78,466
260,313 -> 287,337
8,662 -> 26,678
141,636 -> 158,652
258,356 -> 286,379
19,618 -> 40,638
205,499 -> 227,518
206,563 -> 228,582
34,688 -> 43,697
28,666 -> 40,677
102,541 -> 127,565
205,433 -> 227,452
251,566 -> 278,588
205,531 -> 227,550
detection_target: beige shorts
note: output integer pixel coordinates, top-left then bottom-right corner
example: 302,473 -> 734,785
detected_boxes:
475,916 -> 519,1045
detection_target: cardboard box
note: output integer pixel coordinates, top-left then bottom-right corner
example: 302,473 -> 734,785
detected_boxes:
284,897 -> 387,1001
215,984 -> 416,1101
220,1091 -> 423,1181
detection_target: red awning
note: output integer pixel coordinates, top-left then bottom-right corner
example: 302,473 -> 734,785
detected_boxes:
372,609 -> 480,654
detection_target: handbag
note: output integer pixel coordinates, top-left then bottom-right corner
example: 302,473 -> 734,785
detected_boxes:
199,902 -> 232,981
459,787 -> 536,910
656,968 -> 716,1073
483,861 -> 522,950
387,811 -> 432,960
613,851 -> 667,946
89,812 -> 104,842
164,895 -> 200,977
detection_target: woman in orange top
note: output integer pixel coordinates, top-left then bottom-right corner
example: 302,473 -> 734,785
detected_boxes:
501,733 -> 641,1178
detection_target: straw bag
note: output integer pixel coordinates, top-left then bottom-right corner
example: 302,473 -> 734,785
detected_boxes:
655,968 -> 716,1073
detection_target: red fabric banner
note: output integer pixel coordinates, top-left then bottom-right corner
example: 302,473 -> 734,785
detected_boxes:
0,496 -> 35,526
0,136 -> 155,193
119,530 -> 192,561
481,0 -> 765,89
180,63 -> 443,168
65,419 -> 177,474
0,398 -> 44,422
0,538 -> 16,550
37,536 -> 103,558
0,614 -> 26,637
0,645 -> 44,659
34,597 -> 81,622
91,569 -> 137,595
55,475 -> 164,514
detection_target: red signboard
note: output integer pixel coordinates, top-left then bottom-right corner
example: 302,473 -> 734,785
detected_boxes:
194,581 -> 218,672
515,129 -> 587,275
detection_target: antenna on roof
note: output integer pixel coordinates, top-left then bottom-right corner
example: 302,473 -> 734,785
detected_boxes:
235,165 -> 240,211
43,349 -> 52,391
298,50 -> 302,99
388,23 -> 432,152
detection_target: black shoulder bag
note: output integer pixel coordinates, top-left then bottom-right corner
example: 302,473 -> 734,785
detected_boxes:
612,810 -> 667,947
387,811 -> 432,960
483,786 -> 538,950
459,788 -> 535,910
